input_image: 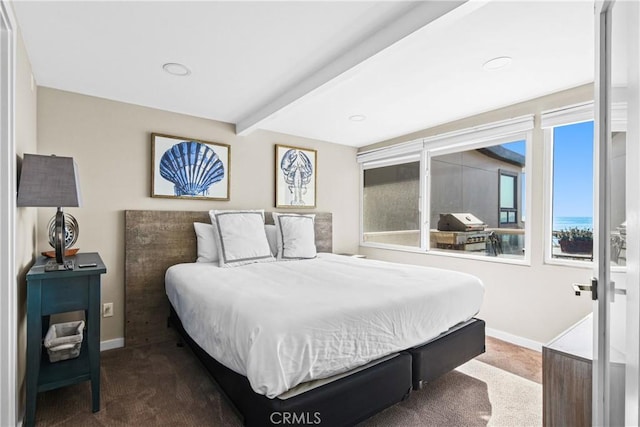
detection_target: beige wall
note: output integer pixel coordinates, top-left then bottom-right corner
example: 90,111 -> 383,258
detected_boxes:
359,84 -> 595,345
14,30 -> 38,416
37,87 -> 360,342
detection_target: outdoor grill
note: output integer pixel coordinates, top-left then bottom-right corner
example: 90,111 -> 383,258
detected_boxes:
432,213 -> 489,252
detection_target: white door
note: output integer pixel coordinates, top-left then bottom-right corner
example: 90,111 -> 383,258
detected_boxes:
593,1 -> 640,425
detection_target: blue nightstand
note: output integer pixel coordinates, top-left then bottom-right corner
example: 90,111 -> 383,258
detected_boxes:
25,252 -> 106,427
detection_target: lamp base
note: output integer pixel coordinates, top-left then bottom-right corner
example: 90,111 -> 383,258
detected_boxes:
44,260 -> 75,272
42,248 -> 79,258
54,209 -> 65,263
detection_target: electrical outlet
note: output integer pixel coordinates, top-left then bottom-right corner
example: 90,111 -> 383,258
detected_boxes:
103,302 -> 114,318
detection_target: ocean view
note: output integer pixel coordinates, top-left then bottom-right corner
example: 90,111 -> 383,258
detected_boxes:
553,216 -> 593,231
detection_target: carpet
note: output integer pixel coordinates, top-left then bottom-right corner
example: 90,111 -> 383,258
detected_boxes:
360,359 -> 542,427
34,341 -> 542,426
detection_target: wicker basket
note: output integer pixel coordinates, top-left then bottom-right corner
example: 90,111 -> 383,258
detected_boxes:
44,320 -> 85,363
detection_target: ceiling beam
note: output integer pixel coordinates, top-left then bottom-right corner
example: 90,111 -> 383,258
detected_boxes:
235,0 -> 468,136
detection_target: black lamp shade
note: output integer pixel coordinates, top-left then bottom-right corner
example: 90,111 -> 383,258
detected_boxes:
17,154 -> 82,208
17,154 -> 82,267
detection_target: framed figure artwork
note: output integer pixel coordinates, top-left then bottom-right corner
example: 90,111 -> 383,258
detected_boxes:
275,144 -> 317,208
151,133 -> 230,201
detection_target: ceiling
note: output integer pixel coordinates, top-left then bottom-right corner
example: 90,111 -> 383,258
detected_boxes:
13,1 -> 594,147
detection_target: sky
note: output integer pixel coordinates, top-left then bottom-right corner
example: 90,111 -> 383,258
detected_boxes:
553,121 -> 594,218
503,140 -> 525,156
501,124 -> 594,221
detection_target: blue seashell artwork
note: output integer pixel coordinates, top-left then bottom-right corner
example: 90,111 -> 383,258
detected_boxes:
159,141 -> 225,196
280,149 -> 313,205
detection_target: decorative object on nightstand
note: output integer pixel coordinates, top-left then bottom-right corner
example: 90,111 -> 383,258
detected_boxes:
44,212 -> 80,258
24,253 -> 106,427
17,153 -> 82,270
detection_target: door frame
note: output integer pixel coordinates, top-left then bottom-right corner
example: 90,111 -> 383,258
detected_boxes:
0,0 -> 17,425
593,1 -> 613,425
622,1 -> 640,425
594,1 -> 640,425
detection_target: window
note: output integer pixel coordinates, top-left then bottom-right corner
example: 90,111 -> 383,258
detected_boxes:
550,121 -> 594,262
429,139 -> 527,259
542,103 -> 596,265
499,171 -> 518,226
543,102 -> 628,266
358,116 -> 533,263
362,161 -> 420,247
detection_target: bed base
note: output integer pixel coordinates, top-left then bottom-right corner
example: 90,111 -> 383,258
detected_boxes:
410,318 -> 486,390
169,306 -> 486,426
169,306 -> 413,427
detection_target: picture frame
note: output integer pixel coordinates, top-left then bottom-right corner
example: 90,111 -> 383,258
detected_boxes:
151,133 -> 230,200
275,144 -> 317,208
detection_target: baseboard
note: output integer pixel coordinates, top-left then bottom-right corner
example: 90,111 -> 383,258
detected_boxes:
485,328 -> 543,352
100,337 -> 124,351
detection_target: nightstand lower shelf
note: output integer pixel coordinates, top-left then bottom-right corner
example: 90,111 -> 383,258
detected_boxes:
38,339 -> 91,393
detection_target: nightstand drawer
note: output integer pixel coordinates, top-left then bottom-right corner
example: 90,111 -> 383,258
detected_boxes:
40,277 -> 91,315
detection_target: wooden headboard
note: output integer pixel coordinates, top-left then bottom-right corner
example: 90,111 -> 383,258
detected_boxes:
124,210 -> 333,347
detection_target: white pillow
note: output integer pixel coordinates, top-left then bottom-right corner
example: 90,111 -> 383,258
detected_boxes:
273,213 -> 317,260
264,224 -> 277,256
209,210 -> 275,267
193,222 -> 218,263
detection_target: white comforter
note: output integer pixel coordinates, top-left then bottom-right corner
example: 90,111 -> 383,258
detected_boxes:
165,253 -> 484,398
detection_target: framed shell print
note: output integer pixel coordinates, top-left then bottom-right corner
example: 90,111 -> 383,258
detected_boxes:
275,144 -> 317,208
151,133 -> 230,200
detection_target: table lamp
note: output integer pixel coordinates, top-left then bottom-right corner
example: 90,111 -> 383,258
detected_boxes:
17,154 -> 82,270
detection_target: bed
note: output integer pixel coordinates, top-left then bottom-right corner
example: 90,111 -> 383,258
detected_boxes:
125,210 -> 486,426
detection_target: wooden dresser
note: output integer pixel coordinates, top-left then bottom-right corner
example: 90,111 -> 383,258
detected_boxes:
543,315 -> 593,427
543,314 -> 626,426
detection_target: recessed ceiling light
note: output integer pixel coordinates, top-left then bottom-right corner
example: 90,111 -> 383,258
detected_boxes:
163,62 -> 191,76
482,56 -> 512,71
349,114 -> 366,122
